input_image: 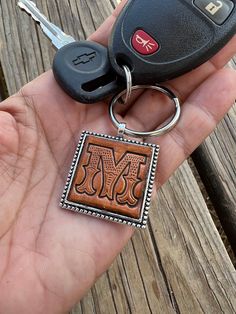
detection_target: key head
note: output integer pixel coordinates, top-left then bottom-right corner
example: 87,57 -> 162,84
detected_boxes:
109,0 -> 236,84
53,41 -> 124,104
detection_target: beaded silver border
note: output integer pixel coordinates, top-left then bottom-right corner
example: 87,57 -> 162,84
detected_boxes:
60,131 -> 159,228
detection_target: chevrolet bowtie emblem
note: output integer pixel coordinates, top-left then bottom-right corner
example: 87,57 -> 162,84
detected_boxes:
72,52 -> 96,66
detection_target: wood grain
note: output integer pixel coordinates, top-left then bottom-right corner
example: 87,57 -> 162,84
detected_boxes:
193,103 -> 236,253
0,1 -> 236,313
150,163 -> 236,313
192,59 -> 236,254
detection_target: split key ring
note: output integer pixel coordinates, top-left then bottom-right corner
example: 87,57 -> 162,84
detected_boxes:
109,85 -> 181,138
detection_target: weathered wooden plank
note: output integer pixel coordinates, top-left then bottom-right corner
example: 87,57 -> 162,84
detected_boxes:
1,1 -> 236,313
192,103 -> 236,254
192,59 -> 236,254
150,163 -> 236,313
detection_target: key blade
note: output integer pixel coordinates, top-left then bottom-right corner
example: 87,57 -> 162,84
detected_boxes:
41,24 -> 75,50
17,0 -> 75,49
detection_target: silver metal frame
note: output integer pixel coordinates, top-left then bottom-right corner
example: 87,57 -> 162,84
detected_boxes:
60,131 -> 160,228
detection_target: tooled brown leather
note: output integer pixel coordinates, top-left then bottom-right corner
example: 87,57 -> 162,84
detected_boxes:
67,135 -> 153,219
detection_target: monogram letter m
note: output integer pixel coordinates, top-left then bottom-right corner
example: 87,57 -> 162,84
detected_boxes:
76,144 -> 146,207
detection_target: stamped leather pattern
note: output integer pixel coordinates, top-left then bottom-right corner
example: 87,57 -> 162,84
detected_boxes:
67,135 -> 153,219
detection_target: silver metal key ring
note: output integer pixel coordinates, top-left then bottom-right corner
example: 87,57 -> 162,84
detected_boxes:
121,65 -> 132,104
109,85 -> 181,138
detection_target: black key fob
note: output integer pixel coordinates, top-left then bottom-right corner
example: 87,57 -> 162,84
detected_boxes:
109,0 -> 236,84
53,41 -> 125,104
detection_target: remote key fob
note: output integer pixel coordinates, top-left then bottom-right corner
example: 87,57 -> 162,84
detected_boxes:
109,0 -> 236,84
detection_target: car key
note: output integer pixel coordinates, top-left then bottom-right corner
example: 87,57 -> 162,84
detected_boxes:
17,0 -> 181,228
18,0 -> 124,104
109,0 -> 236,84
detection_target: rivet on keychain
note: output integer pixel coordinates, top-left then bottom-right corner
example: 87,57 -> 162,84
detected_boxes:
60,80 -> 181,228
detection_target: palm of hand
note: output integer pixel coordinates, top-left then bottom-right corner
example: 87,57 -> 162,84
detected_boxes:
0,3 -> 236,312
0,72 -> 135,313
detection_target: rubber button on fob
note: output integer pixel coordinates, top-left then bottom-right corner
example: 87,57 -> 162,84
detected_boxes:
131,30 -> 159,55
194,0 -> 234,24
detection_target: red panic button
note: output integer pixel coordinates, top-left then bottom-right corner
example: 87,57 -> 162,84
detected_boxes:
132,30 -> 159,55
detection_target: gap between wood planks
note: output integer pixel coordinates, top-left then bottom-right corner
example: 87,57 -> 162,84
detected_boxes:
188,157 -> 236,266
0,61 -> 8,101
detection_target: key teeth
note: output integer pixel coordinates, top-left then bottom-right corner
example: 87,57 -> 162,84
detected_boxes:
17,1 -> 40,23
17,0 -> 76,50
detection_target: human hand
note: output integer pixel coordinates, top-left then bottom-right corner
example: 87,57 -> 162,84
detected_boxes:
0,1 -> 236,313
